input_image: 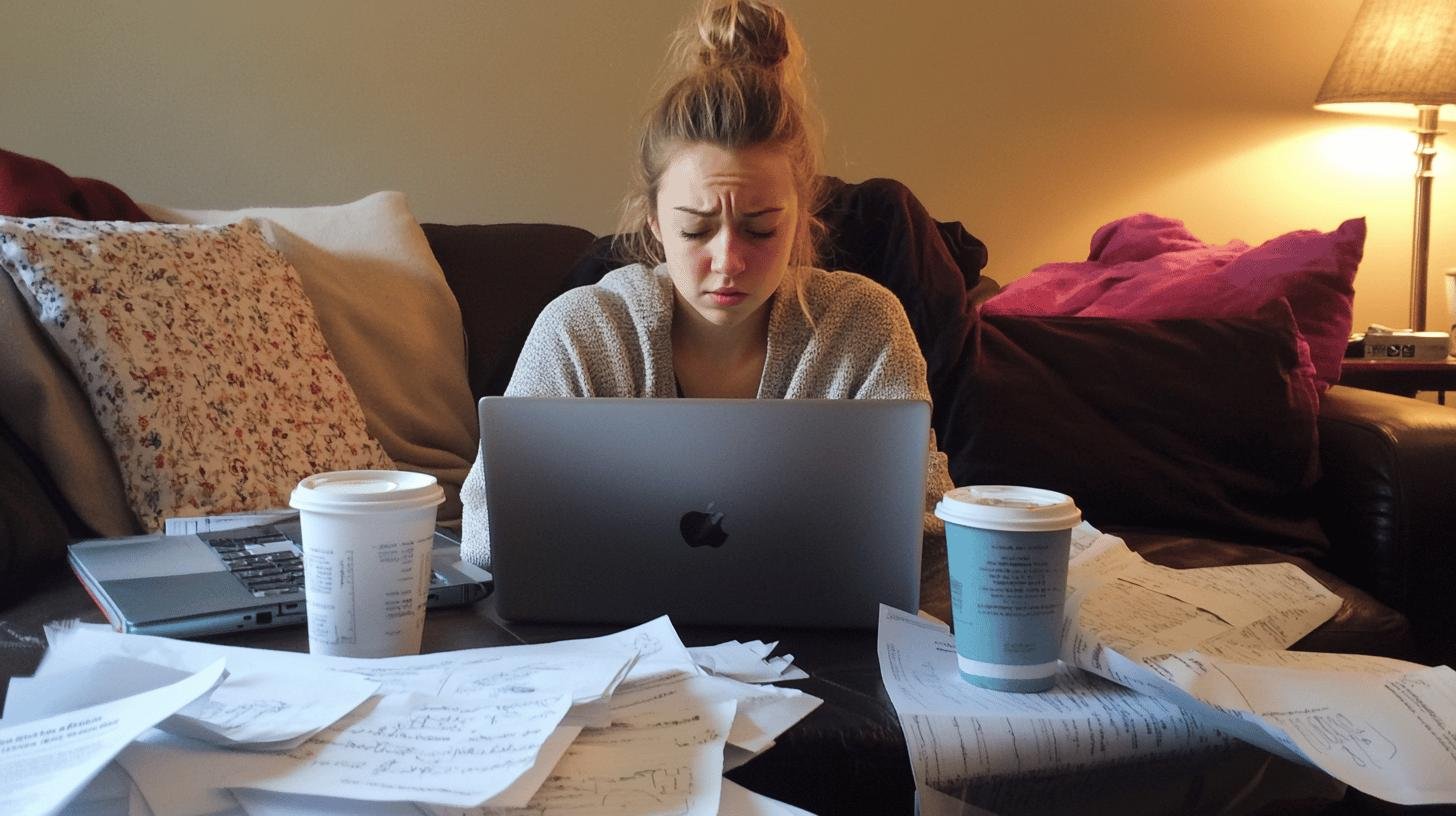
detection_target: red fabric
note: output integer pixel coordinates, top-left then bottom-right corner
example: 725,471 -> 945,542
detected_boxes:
0,149 -> 150,221
983,213 -> 1364,391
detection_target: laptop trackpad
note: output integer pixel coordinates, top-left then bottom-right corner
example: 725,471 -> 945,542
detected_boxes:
71,535 -> 226,581
102,572 -> 258,621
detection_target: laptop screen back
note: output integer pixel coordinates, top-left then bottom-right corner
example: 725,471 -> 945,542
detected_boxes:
479,397 -> 928,628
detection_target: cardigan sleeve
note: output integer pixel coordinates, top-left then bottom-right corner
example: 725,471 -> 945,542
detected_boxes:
461,271 -> 665,567
806,274 -> 955,536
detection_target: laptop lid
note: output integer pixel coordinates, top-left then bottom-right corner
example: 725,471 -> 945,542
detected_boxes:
68,519 -> 491,638
480,397 -> 929,629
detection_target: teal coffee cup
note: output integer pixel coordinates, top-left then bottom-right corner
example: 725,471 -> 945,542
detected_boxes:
935,486 -> 1081,693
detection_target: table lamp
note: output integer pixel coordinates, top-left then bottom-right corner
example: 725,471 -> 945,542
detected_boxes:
1315,0 -> 1456,332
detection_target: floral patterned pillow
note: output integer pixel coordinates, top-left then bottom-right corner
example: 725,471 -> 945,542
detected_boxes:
0,217 -> 395,530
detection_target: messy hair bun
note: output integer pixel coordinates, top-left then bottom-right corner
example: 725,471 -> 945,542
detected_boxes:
617,0 -> 824,276
690,0 -> 794,73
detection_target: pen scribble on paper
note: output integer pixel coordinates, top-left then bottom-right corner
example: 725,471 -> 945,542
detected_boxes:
1265,709 -> 1398,769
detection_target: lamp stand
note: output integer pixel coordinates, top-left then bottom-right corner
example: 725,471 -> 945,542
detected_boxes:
1410,105 -> 1442,331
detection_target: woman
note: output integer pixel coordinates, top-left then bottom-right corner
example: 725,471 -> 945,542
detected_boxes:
461,0 -> 954,570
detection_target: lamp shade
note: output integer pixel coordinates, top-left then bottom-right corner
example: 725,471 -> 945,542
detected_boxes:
1316,0 -> 1456,116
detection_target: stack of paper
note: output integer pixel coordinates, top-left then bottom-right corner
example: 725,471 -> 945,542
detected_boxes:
878,523 -> 1456,812
0,616 -> 820,816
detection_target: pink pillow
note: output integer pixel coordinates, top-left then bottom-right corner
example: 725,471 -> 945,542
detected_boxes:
983,214 -> 1364,391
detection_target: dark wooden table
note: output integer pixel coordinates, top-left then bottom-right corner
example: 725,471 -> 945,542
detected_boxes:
1339,357 -> 1456,404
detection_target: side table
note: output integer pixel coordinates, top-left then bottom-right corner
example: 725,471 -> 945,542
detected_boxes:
1338,357 -> 1456,404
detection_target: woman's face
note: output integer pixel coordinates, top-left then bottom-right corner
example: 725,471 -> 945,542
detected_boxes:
651,142 -> 798,330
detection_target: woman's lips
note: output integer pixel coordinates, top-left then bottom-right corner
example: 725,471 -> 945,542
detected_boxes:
708,290 -> 748,306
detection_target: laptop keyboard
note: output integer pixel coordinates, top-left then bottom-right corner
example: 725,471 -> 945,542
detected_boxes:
205,532 -> 306,598
205,527 -> 452,598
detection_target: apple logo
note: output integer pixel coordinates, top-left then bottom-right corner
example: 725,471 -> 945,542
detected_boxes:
680,503 -> 728,548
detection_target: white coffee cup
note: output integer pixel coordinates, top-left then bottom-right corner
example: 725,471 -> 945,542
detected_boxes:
290,470 -> 444,658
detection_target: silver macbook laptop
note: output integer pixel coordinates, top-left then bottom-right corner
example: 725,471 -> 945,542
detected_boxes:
68,518 -> 492,638
480,397 -> 929,629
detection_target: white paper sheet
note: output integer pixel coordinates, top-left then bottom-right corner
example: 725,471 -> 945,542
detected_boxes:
41,624 -> 634,710
18,639 -> 378,750
116,732 -> 242,816
464,699 -> 738,816
687,641 -> 808,683
232,787 -> 425,815
163,510 -> 297,536
878,606 -> 1234,789
223,692 -> 573,808
0,659 -> 224,816
609,671 -> 821,754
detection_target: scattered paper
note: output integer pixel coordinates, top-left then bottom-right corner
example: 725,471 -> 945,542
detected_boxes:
878,606 -> 1233,786
882,522 -> 1456,809
688,641 -> 808,683
0,659 -> 224,816
609,671 -> 821,754
471,699 -> 738,816
17,616 -> 815,814
164,510 -> 297,536
223,693 -> 573,808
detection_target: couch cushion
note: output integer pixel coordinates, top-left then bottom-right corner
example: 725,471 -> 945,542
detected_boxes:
144,194 -> 477,523
0,420 -> 73,599
983,214 -> 1363,392
422,223 -> 597,399
940,307 -> 1328,559
0,217 -> 394,531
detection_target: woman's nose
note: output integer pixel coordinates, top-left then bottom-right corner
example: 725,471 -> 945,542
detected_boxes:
709,229 -> 747,277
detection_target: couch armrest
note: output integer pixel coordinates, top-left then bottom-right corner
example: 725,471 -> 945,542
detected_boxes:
1316,385 -> 1456,660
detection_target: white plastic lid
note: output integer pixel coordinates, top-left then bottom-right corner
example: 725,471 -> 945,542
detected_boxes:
290,470 -> 444,515
934,485 -> 1081,532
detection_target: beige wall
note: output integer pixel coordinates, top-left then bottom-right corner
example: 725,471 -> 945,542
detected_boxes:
7,0 -> 1454,332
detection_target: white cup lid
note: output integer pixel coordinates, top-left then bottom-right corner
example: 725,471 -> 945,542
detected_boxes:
934,485 -> 1081,532
290,470 -> 444,515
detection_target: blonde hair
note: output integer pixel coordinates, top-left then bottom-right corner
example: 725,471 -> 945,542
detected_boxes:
615,0 -> 825,274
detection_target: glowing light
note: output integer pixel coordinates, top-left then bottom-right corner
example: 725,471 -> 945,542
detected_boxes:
1309,124 -> 1444,180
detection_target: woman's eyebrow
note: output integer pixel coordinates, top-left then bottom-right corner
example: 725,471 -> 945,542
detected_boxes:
671,206 -> 784,217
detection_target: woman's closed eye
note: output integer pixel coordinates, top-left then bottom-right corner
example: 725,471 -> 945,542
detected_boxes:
677,226 -> 778,240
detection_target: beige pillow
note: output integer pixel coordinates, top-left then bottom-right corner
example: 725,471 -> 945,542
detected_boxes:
142,193 -> 476,523
0,217 -> 395,531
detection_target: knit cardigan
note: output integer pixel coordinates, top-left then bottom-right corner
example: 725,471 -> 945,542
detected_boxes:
460,263 -> 955,568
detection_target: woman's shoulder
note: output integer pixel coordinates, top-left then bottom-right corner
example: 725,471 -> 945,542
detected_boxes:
799,268 -> 909,327
537,263 -> 669,328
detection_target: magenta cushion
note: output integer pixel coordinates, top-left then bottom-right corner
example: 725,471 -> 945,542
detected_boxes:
982,214 -> 1363,391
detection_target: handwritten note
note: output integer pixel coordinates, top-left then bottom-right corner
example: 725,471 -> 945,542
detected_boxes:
464,700 -> 737,816
222,692 -> 573,808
